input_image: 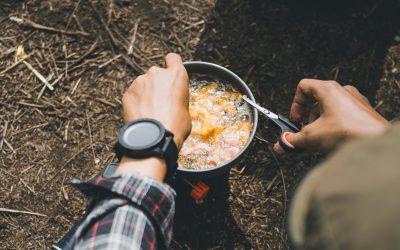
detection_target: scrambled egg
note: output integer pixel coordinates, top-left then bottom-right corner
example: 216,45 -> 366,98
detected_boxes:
178,82 -> 253,170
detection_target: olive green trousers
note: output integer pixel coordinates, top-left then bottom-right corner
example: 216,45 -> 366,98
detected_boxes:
289,124 -> 400,250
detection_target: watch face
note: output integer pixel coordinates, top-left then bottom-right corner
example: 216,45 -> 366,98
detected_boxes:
121,120 -> 164,150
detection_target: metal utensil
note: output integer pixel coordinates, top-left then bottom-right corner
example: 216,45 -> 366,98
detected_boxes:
242,95 -> 301,153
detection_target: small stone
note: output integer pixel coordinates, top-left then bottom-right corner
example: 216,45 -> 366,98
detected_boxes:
206,43 -> 214,52
394,36 -> 400,43
95,158 -> 100,165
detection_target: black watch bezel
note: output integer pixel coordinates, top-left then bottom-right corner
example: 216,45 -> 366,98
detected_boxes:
117,118 -> 166,157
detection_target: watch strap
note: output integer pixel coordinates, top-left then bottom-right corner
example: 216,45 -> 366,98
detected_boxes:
162,131 -> 178,180
113,126 -> 179,180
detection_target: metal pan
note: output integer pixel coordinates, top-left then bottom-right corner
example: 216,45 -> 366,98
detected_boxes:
177,61 -> 258,179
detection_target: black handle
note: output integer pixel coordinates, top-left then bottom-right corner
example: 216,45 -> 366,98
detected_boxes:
277,114 -> 300,133
279,132 -> 300,153
270,115 -> 302,153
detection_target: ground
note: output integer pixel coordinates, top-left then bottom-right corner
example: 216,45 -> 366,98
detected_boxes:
0,0 -> 399,249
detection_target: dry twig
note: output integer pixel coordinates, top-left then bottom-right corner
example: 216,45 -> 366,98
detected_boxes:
128,20 -> 140,55
95,98 -> 117,108
0,121 -> 8,152
12,122 -> 49,136
98,54 -> 121,68
0,208 -> 46,217
10,16 -> 89,37
69,39 -> 99,68
3,139 -> 14,153
182,20 -> 205,32
70,78 -> 82,95
107,0 -> 115,25
89,2 -> 143,73
16,46 -> 54,91
0,53 -> 32,76
278,167 -> 288,248
85,111 -> 97,163
64,0 -> 82,32
23,60 -> 54,90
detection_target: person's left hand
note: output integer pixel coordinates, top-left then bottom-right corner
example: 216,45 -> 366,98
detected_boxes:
122,53 -> 192,150
116,53 -> 191,180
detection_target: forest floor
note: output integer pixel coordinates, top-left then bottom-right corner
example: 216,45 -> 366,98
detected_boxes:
1,0 -> 399,249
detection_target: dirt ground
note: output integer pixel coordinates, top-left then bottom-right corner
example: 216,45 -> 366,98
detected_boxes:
1,0 -> 399,249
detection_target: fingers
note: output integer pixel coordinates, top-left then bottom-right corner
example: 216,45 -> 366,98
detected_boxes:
283,129 -> 308,150
165,53 -> 189,92
277,81 -> 378,156
290,79 -> 342,122
290,79 -> 322,121
308,102 -> 320,123
343,85 -> 359,96
273,131 -> 306,155
272,120 -> 322,155
165,53 -> 183,68
273,142 -> 286,155
273,130 -> 307,155
343,85 -> 370,106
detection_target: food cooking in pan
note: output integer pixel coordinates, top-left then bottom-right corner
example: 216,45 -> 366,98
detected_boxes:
178,81 -> 253,170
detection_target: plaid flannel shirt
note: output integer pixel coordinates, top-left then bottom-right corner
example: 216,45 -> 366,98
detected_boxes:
54,174 -> 176,250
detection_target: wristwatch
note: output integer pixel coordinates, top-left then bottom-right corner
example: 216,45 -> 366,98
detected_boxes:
113,118 -> 179,179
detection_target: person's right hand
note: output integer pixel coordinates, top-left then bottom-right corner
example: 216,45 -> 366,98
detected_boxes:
274,79 -> 390,154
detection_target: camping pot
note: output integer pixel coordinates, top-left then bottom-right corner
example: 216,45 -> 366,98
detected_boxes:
177,61 -> 258,179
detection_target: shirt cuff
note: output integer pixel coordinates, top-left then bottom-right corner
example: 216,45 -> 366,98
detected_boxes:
69,173 -> 176,245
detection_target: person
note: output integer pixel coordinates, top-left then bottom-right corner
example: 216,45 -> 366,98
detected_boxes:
54,53 -> 400,249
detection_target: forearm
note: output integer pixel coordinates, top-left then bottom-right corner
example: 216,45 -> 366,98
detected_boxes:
55,173 -> 176,250
55,53 -> 188,249
288,124 -> 400,249
115,156 -> 167,181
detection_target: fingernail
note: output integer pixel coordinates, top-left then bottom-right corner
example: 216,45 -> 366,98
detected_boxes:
290,104 -> 301,121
